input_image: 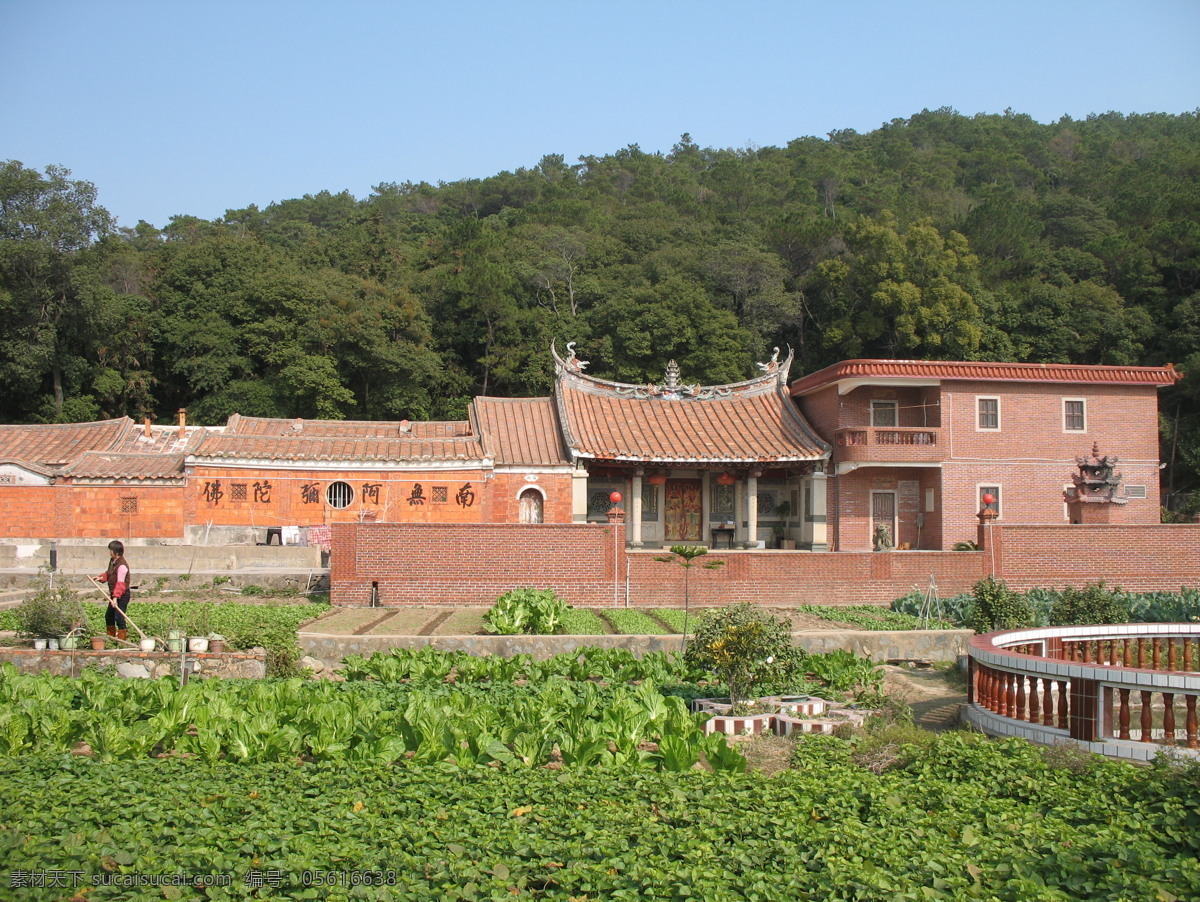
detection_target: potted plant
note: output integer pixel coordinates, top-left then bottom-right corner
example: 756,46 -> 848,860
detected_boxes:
207,633 -> 226,654
773,500 -> 795,549
139,637 -> 157,652
187,605 -> 211,652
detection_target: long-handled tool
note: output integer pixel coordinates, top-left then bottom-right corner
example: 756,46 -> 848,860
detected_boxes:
86,575 -> 155,645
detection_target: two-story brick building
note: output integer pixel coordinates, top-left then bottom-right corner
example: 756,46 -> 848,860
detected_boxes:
788,360 -> 1180,551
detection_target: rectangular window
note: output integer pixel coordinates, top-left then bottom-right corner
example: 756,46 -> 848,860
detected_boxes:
1063,399 -> 1086,431
977,397 -> 1000,431
640,482 -> 659,522
871,400 -> 898,427
978,485 -> 1001,519
712,484 -> 735,520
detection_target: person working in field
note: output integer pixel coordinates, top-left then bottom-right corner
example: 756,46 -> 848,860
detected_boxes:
94,540 -> 132,642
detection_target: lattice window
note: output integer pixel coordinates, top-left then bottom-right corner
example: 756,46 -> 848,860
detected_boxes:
0,474 -> 14,485
432,485 -> 448,503
640,483 -> 658,521
712,484 -> 735,519
230,483 -> 248,501
120,496 -> 139,514
588,486 -> 621,520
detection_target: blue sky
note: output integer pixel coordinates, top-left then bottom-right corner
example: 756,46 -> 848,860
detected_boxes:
3,0 -> 1198,230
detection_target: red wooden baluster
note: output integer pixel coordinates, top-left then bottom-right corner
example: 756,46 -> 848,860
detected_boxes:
1043,679 -> 1055,726
1122,638 -> 1132,668
1016,674 -> 1026,721
1081,641 -> 1092,664
1005,672 -> 1016,718
1028,676 -> 1040,723
1152,639 -> 1162,671
1141,691 -> 1154,743
1163,693 -> 1176,745
1057,680 -> 1069,730
1118,688 -> 1131,740
1186,696 -> 1198,749
1184,638 -> 1194,672
1168,639 -> 1178,672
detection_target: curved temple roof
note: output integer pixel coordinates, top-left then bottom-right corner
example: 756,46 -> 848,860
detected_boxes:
551,344 -> 829,465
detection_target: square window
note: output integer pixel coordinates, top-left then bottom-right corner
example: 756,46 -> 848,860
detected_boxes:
977,397 -> 1000,430
871,400 -> 898,427
1064,399 -> 1086,431
432,486 -> 448,503
120,496 -> 139,514
230,483 -> 248,501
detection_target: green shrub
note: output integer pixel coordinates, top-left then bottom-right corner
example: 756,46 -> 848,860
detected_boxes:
968,576 -> 1034,633
1049,582 -> 1132,625
685,603 -> 794,712
13,575 -> 87,638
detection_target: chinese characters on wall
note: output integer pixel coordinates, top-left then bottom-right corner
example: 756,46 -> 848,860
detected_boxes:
200,478 -> 479,511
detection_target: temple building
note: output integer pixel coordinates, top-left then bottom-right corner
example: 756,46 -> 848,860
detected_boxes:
0,349 -> 1182,551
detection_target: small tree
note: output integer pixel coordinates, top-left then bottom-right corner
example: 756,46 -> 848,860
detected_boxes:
968,576 -> 1034,633
685,603 -> 793,713
654,544 -> 724,650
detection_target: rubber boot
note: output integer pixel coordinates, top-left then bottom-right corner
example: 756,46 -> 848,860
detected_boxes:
117,630 -> 128,642
106,625 -> 117,638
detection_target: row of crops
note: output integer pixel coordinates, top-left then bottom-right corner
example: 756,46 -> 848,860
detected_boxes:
3,731 -> 1197,900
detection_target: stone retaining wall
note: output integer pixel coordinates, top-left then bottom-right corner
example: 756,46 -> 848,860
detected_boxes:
0,647 -> 267,679
298,629 -> 972,664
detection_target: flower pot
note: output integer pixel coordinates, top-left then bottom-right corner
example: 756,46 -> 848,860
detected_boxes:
47,637 -> 59,651
139,638 -> 156,652
167,629 -> 185,641
167,638 -> 183,653
33,638 -> 47,651
90,636 -> 106,651
208,639 -> 225,654
188,637 -> 209,653
60,635 -> 80,650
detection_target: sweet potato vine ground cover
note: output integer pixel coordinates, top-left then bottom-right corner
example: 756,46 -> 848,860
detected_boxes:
2,731 -> 1198,901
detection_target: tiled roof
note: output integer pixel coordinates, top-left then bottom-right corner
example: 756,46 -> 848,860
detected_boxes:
188,432 -> 487,464
472,397 -> 569,467
790,359 -> 1184,394
0,418 -> 130,469
58,452 -> 187,480
226,415 -> 473,439
553,351 -> 828,464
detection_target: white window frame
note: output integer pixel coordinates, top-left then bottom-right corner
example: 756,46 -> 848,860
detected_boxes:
976,396 -> 1001,431
1064,483 -> 1074,521
870,400 -> 898,427
977,483 -> 1002,520
1063,398 -> 1087,432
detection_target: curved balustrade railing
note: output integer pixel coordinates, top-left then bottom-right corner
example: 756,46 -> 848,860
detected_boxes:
966,624 -> 1200,762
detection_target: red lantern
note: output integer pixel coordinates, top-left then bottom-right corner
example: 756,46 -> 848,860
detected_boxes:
609,491 -> 623,504
981,493 -> 995,506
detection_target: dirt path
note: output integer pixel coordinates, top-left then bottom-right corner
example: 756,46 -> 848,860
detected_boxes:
881,664 -> 968,731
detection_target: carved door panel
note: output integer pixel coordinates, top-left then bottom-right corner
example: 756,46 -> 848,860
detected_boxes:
665,479 -> 702,542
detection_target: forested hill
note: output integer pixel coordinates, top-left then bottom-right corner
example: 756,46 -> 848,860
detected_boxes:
2,108 -> 1199,502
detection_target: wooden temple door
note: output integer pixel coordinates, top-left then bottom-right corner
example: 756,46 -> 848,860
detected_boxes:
664,478 -> 702,542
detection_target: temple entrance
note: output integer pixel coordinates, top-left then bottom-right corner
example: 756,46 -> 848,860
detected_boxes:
664,478 -> 702,542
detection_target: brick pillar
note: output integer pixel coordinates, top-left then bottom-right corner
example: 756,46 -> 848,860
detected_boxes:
1069,677 -> 1101,742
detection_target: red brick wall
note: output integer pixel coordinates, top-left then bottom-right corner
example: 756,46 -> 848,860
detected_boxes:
332,522 -> 628,606
0,485 -> 185,538
982,523 -> 1200,592
190,466 -> 494,528
332,521 -> 1200,608
0,486 -> 57,537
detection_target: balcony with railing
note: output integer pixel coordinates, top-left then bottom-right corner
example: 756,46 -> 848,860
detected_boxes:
966,624 -> 1200,761
832,426 -> 944,464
